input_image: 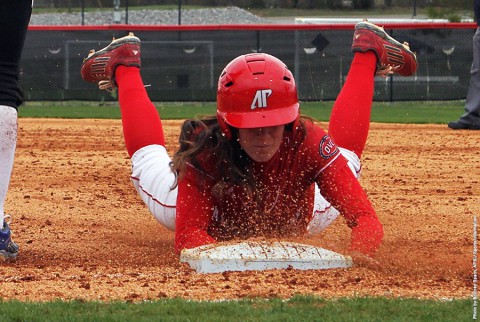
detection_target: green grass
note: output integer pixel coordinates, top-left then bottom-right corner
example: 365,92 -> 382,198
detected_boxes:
20,100 -> 464,125
0,296 -> 473,322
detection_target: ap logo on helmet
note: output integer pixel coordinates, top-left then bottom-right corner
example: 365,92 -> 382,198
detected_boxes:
251,89 -> 272,110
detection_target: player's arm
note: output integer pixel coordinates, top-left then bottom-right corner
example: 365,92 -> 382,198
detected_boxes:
316,159 -> 383,257
174,165 -> 217,254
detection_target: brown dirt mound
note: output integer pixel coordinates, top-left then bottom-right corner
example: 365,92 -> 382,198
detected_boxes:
0,119 -> 475,302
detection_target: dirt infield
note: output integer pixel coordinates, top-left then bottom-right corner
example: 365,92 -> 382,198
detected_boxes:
0,118 -> 476,302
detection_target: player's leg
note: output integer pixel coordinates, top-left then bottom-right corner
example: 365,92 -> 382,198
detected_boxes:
328,51 -> 376,160
0,105 -> 18,246
116,65 -> 177,231
448,28 -> 480,130
309,28 -> 379,235
81,35 -> 177,230
309,21 -> 417,235
307,184 -> 340,235
80,33 -> 163,156
116,65 -> 165,156
0,0 -> 33,260
463,29 -> 480,124
328,20 -> 417,159
309,37 -> 377,235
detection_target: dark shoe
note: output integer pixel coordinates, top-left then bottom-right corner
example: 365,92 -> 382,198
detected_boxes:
448,120 -> 480,130
0,216 -> 19,261
80,32 -> 141,91
352,20 -> 417,76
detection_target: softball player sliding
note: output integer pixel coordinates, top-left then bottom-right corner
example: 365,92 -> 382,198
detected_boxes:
0,0 -> 33,260
81,21 -> 417,259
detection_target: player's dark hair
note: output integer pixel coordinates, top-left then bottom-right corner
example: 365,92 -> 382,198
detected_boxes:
171,115 -> 247,188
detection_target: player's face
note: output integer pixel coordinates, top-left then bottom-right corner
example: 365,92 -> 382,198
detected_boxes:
237,125 -> 284,162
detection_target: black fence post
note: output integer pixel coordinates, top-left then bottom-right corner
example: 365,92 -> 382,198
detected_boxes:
125,0 -> 129,24
178,0 -> 182,25
81,0 -> 85,25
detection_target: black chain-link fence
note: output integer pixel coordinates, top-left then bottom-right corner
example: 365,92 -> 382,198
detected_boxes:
21,23 -> 476,102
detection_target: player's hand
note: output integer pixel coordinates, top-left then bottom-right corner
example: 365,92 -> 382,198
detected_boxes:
376,65 -> 394,78
350,250 -> 381,270
350,215 -> 384,257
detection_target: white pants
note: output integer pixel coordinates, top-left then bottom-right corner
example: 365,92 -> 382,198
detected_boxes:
130,144 -> 361,235
0,105 -> 18,224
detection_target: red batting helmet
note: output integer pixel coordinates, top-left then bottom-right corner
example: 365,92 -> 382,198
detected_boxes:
216,53 -> 300,139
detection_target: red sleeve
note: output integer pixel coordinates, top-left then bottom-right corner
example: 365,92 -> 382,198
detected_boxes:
317,159 -> 383,256
174,166 -> 217,254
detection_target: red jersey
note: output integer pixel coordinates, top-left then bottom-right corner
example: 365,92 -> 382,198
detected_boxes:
175,119 -> 380,254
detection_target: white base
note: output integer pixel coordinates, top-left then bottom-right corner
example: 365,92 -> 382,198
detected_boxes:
180,241 -> 352,273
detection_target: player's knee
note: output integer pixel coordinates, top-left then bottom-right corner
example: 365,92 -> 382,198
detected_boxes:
339,147 -> 361,179
152,206 -> 176,231
0,105 -> 18,127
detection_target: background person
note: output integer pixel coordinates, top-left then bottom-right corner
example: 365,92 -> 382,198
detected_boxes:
0,0 -> 33,260
448,0 -> 480,130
